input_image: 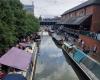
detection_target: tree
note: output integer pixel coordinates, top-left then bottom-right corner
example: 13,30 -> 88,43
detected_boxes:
0,0 -> 40,55
0,0 -> 17,54
25,14 -> 40,34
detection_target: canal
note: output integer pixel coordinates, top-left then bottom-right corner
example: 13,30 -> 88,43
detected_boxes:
34,32 -> 79,80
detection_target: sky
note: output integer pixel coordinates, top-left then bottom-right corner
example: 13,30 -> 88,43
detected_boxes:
20,0 -> 88,18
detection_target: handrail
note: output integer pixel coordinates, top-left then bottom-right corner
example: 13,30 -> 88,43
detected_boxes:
80,31 -> 100,41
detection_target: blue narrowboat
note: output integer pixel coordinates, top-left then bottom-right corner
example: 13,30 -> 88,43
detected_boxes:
62,42 -> 100,80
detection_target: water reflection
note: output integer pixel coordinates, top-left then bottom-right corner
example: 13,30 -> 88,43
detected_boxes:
35,32 -> 79,80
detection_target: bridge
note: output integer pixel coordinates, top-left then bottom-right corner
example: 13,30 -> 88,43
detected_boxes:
40,18 -> 59,26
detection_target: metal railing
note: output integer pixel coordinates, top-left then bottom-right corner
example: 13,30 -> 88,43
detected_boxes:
80,31 -> 100,41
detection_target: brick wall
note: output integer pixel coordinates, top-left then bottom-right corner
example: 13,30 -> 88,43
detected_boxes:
61,5 -> 100,32
79,35 -> 100,62
91,5 -> 100,32
79,35 -> 100,52
86,6 -> 94,15
76,8 -> 86,16
70,12 -> 76,17
62,6 -> 94,19
62,14 -> 69,20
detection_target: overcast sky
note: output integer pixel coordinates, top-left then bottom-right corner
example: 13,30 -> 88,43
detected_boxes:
20,0 -> 88,18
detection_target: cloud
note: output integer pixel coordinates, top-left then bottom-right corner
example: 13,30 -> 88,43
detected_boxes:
20,0 -> 87,18
34,0 -> 88,17
35,62 -> 45,74
39,61 -> 79,80
48,51 -> 63,58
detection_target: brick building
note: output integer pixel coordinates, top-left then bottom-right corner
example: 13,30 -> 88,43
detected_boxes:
57,0 -> 100,61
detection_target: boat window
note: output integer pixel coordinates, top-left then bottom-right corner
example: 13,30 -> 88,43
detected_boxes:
81,57 -> 100,79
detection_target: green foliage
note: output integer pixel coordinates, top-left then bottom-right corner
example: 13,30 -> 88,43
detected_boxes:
0,0 -> 40,54
25,14 -> 40,33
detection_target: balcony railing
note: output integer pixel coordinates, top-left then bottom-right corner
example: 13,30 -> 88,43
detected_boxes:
56,27 -> 100,41
80,31 -> 100,41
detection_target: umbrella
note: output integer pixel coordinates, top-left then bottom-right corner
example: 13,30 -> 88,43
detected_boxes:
2,74 -> 27,80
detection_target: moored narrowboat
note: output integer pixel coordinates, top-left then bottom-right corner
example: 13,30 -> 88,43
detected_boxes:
62,42 -> 100,80
0,42 -> 38,80
52,33 -> 64,46
62,42 -> 73,53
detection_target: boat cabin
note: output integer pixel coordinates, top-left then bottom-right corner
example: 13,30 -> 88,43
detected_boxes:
62,42 -> 73,53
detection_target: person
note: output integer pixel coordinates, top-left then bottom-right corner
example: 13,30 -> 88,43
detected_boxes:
22,38 -> 26,42
83,46 -> 90,54
77,38 -> 81,46
93,45 -> 97,55
16,44 -> 20,49
81,40 -> 85,49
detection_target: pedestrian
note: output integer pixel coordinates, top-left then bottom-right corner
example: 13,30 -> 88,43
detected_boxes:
78,38 -> 81,46
81,40 -> 85,49
93,45 -> 97,55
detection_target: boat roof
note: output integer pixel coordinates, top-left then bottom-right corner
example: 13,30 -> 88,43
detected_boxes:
63,42 -> 72,48
0,47 -> 32,71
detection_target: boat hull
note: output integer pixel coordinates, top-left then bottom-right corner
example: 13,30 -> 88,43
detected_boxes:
62,44 -> 99,80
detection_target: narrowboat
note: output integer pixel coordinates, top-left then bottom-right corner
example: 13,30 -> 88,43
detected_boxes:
0,42 -> 38,80
52,33 -> 63,46
62,42 -> 100,80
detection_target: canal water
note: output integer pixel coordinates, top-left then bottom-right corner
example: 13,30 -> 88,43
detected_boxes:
34,32 -> 79,80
